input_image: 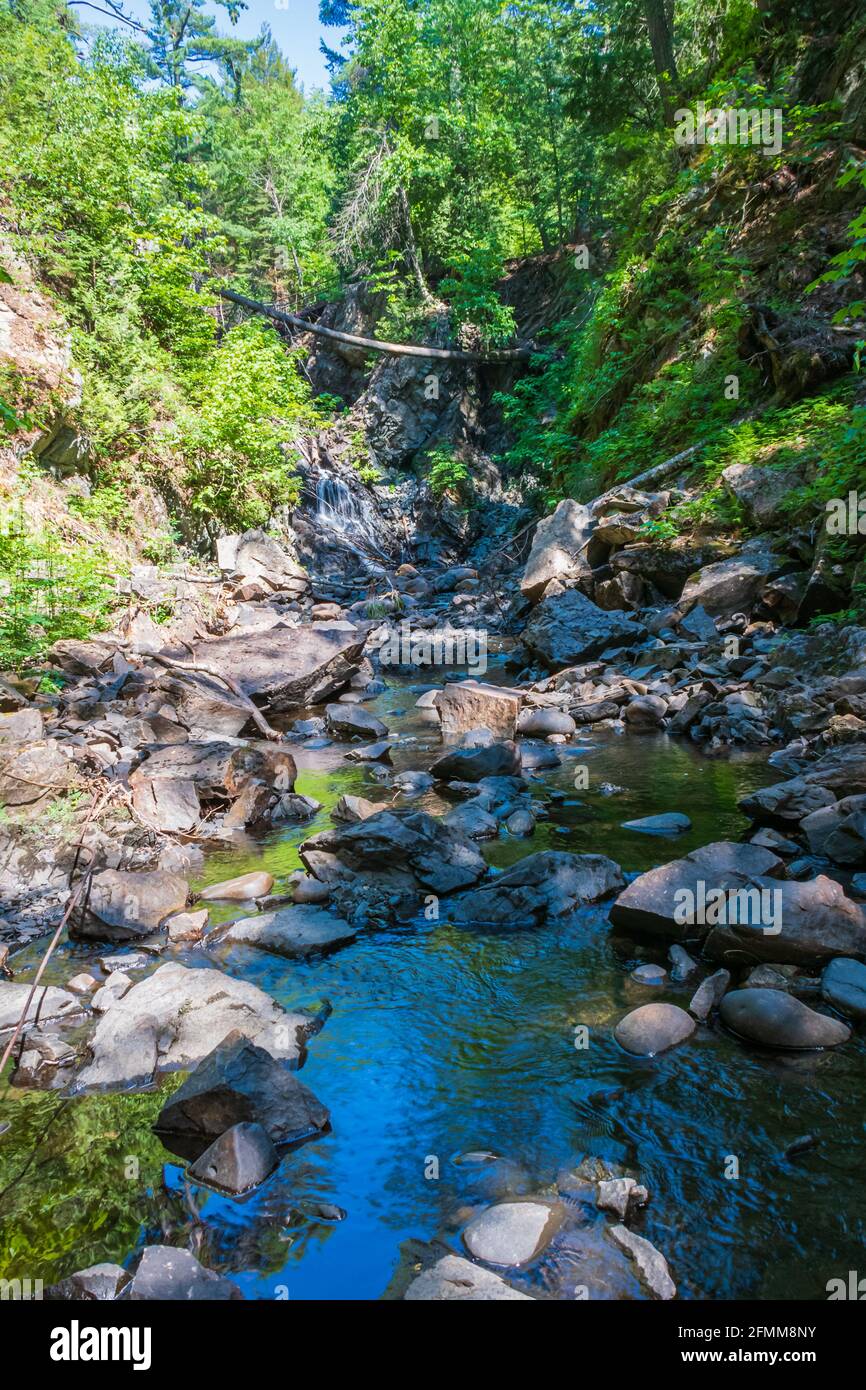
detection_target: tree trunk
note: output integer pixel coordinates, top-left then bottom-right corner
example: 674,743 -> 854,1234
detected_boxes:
644,0 -> 679,125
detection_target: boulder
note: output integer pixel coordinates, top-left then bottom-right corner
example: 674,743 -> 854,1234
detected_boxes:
821,957 -> 866,1022
721,462 -> 805,529
0,739 -> 70,806
131,741 -> 296,803
152,671 -> 252,739
217,905 -> 356,958
333,794 -> 378,822
801,796 -> 866,865
624,695 -> 667,727
678,539 -> 780,618
0,708 -> 44,744
517,707 -> 576,737
154,1030 -> 329,1150
173,625 -> 364,712
69,869 -> 189,944
739,777 -> 836,823
76,964 -> 321,1089
523,589 -> 645,668
450,851 -> 624,927
126,1246 -> 243,1301
0,981 -> 82,1036
131,777 -> 200,834
689,969 -> 730,1021
520,498 -> 596,602
614,1002 -> 695,1056
167,909 -> 208,944
404,1254 -> 533,1301
596,1177 -> 649,1220
719,988 -> 851,1049
437,682 -> 522,740
222,529 -> 308,594
443,800 -> 500,840
301,809 -> 487,898
463,1201 -> 559,1266
187,1121 -> 279,1194
325,703 -> 388,740
608,841 -> 783,941
704,876 -> 866,966
429,741 -> 521,782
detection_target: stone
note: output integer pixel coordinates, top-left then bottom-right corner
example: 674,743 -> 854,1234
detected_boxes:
518,739 -> 561,771
608,1225 -> 676,1299
126,1246 -> 243,1301
624,695 -> 668,727
429,740 -> 521,783
199,871 -> 274,902
632,964 -> 666,985
523,589 -> 645,668
131,777 -> 200,834
66,973 -> 98,995
720,988 -> 851,1049
609,841 -> 783,941
333,794 -> 378,822
678,539 -> 780,618
443,800 -> 500,840
0,738 -> 70,805
176,625 -> 364,712
622,812 -> 691,835
669,944 -> 699,981
46,1263 -> 130,1301
520,498 -> 596,602
69,869 -> 189,944
155,1031 -> 329,1149
91,971 -> 133,1012
325,703 -> 388,740
166,908 -> 209,943
301,809 -> 487,898
0,708 -> 44,744
404,1254 -> 533,1301
153,670 -> 252,740
821,957 -> 866,1022
704,875 -> 866,966
721,462 -> 805,528
345,740 -> 392,763
596,1177 -> 648,1220
517,707 -> 575,738
450,851 -> 624,927
131,740 -> 296,804
614,1003 -> 695,1056
740,777 -> 837,823
462,1201 -> 559,1266
76,964 -> 320,1089
689,969 -> 730,1021
292,875 -> 330,904
437,682 -> 522,740
187,1121 -> 279,1194
2,983 -> 86,1036
506,807 -> 535,837
801,796 -> 866,866
218,905 -> 356,958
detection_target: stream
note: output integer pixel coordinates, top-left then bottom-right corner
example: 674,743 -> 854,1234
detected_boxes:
1,652 -> 864,1300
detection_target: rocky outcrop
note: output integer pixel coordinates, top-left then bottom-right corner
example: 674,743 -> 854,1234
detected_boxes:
523,589 -> 646,667
171,625 -> 366,712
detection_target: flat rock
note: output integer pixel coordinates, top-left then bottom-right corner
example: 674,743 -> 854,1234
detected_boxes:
720,988 -> 851,1049
333,793 -> 378,822
76,964 -> 320,1089
325,703 -> 388,740
608,841 -> 783,941
176,625 -> 363,712
404,1254 -> 533,1301
430,741 -> 521,782
679,539 -> 779,618
218,904 -> 356,958
614,1002 -> 695,1056
704,875 -> 866,966
622,812 -> 691,835
463,1201 -> 559,1267
0,981 -> 82,1035
596,1177 -> 648,1220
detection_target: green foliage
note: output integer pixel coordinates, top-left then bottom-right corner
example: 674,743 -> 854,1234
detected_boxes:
174,318 -> 321,533
424,445 -> 471,503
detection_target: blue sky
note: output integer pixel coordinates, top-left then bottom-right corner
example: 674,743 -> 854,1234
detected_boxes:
81,0 -> 347,91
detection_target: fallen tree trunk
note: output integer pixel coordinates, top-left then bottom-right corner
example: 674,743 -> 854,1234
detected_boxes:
218,287 -> 535,363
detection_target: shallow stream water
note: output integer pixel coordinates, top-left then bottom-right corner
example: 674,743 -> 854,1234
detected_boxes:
1,655 -> 863,1299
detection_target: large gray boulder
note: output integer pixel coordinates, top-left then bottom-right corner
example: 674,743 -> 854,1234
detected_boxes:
217,905 -> 356,958
301,808 -> 487,898
614,1002 -> 695,1056
523,589 -> 646,667
170,624 -> 365,711
437,682 -> 522,740
325,703 -> 388,740
69,869 -> 189,944
463,1201 -> 560,1266
704,875 -> 866,966
520,499 -> 596,602
720,463 -> 805,528
801,795 -> 866,865
822,957 -> 866,1021
187,1121 -> 278,1194
678,538 -> 780,617
75,964 -> 321,1089
608,841 -> 783,941
155,1030 -> 328,1148
720,988 -> 851,1049
450,851 -> 624,927
429,741 -> 521,783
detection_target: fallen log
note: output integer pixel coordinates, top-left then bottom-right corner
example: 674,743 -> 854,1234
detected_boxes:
218,287 -> 536,364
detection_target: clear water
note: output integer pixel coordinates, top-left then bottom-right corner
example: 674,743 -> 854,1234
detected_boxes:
1,656 -> 863,1300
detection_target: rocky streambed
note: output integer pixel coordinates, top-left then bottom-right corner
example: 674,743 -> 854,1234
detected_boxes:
1,526 -> 866,1301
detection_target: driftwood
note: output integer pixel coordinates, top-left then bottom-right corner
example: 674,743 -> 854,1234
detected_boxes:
218,287 -> 535,364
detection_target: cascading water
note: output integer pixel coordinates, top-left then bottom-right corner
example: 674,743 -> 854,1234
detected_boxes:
316,475 -> 366,536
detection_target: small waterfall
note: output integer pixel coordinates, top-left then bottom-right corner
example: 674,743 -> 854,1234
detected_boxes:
316,476 -> 367,535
